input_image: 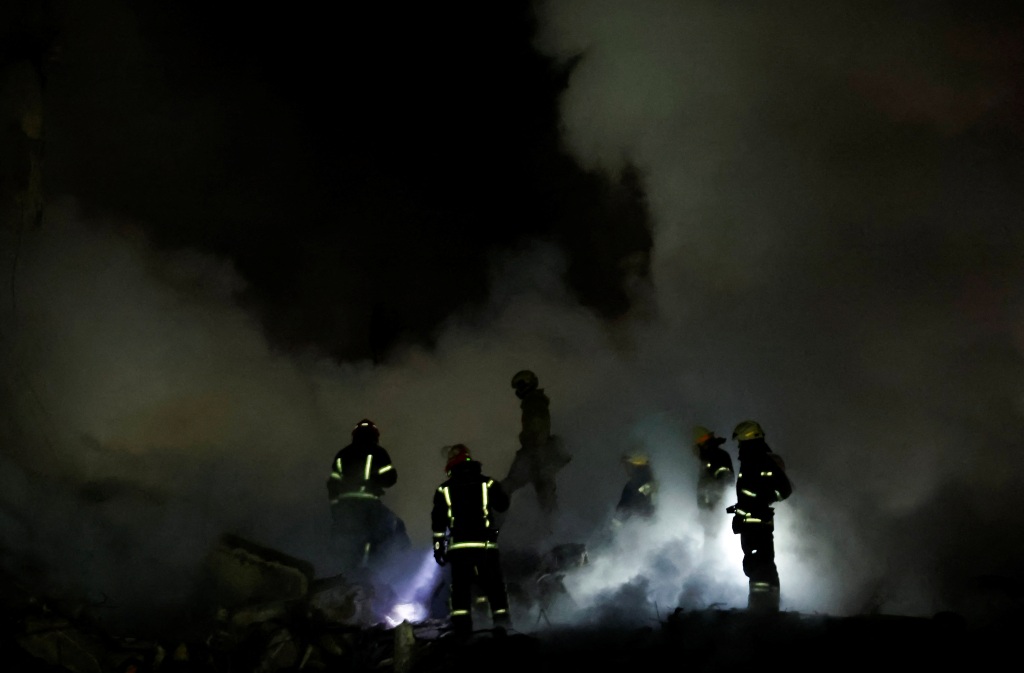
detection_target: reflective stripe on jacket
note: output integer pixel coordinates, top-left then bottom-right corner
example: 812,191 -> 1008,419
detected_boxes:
431,460 -> 510,548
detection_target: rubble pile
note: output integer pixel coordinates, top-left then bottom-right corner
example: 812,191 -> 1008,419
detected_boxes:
1,532 -> 1015,672
0,531 -> 603,673
0,534 -> 443,673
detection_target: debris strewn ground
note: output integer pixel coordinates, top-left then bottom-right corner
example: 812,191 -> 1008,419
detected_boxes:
0,533 -> 1015,672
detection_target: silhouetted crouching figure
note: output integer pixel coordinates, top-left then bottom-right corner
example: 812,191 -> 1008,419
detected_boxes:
728,420 -> 792,613
432,444 -> 513,637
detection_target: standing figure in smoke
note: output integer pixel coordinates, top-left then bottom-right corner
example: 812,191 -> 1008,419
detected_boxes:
503,370 -> 572,525
727,420 -> 793,613
326,419 -> 408,577
431,444 -> 513,637
692,426 -> 735,539
612,449 -> 658,526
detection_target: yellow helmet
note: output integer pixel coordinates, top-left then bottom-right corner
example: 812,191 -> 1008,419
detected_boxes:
692,425 -> 715,446
622,450 -> 650,466
732,420 -> 765,442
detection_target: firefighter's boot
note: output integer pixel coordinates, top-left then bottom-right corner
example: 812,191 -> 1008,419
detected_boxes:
450,612 -> 473,640
747,581 -> 780,613
492,609 -> 513,635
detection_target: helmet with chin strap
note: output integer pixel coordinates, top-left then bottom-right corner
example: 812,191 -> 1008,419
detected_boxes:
732,420 -> 765,442
511,369 -> 539,397
444,444 -> 472,473
352,419 -> 380,443
622,450 -> 650,467
692,425 -> 721,457
693,425 -> 716,446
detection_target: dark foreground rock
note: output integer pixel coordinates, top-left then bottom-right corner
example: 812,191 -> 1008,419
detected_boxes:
3,604 -> 1006,673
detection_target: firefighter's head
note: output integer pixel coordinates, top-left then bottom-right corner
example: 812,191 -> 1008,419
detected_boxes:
621,450 -> 650,472
351,419 -> 380,444
511,369 -> 539,399
732,420 -> 765,442
444,444 -> 473,473
692,425 -> 721,457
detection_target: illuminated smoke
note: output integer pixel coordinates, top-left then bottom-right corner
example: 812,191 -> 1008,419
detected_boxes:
382,550 -> 441,626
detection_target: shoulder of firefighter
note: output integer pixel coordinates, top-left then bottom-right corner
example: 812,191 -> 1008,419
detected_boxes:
431,471 -> 509,553
616,472 -> 656,504
326,444 -> 398,504
703,446 -> 735,480
613,476 -> 656,524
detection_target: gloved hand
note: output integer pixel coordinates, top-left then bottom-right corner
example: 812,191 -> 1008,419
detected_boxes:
433,542 -> 447,567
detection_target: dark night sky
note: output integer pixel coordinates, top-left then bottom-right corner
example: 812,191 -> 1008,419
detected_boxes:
36,1 -> 653,362
3,0 -> 1024,636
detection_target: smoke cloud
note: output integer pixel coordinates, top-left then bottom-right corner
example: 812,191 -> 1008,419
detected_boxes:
529,0 -> 1024,619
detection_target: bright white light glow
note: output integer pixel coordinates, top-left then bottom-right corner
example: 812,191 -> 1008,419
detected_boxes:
385,602 -> 427,627
382,549 -> 442,626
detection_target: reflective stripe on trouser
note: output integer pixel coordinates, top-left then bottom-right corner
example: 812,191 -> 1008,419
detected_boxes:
748,581 -> 780,612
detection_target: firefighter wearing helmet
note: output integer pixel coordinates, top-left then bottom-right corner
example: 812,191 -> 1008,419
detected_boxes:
431,444 -> 513,637
326,419 -> 407,575
727,420 -> 792,613
692,426 -> 735,538
612,449 -> 658,525
503,370 -> 572,521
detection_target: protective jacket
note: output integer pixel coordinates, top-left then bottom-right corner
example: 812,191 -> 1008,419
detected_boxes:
731,438 -> 791,527
327,440 -> 397,503
432,460 -> 510,550
614,464 -> 657,522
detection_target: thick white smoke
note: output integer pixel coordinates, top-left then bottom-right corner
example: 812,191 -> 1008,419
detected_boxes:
524,0 -> 1024,622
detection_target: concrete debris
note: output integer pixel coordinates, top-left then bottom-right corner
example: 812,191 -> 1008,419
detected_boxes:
253,626 -> 298,673
306,575 -> 379,628
202,534 -> 314,611
392,619 -> 416,673
0,533 -> 411,672
15,615 -> 107,673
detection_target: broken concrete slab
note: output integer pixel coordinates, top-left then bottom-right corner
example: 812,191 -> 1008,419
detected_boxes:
201,533 -> 315,611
